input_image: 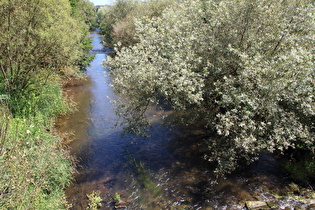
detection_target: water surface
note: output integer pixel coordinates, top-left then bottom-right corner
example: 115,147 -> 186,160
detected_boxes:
62,31 -> 314,210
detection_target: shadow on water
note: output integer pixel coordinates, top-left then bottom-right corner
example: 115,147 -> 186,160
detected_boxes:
60,31 -> 315,209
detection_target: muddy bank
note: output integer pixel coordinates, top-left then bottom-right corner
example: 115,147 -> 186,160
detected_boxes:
55,76 -> 92,145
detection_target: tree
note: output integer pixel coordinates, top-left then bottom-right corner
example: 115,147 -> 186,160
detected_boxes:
0,0 -> 91,115
70,0 -> 98,30
99,0 -> 175,49
99,0 -> 136,48
69,0 -> 96,71
107,0 -> 315,175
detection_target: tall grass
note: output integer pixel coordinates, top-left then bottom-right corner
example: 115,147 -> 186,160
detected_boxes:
8,75 -> 70,118
0,77 -> 74,209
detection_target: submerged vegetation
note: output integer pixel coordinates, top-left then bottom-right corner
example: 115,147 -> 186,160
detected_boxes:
106,0 -> 315,178
1,0 -> 314,208
130,156 -> 160,197
0,0 -> 95,208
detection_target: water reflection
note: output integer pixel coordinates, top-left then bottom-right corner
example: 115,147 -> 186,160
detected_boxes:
61,31 -> 314,209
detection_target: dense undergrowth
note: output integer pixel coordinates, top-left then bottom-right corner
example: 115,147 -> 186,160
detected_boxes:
0,78 -> 74,209
0,0 -> 96,208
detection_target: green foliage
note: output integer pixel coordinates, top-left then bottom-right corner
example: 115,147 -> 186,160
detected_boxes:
9,75 -> 70,118
69,0 -> 96,70
77,36 -> 95,72
129,156 -> 160,196
0,78 -> 74,209
0,0 -> 94,208
99,0 -> 136,48
114,192 -> 121,203
108,0 -> 315,175
87,191 -> 103,209
0,106 -> 74,209
283,150 -> 315,183
0,73 -> 74,209
0,0 -> 93,115
70,0 -> 98,30
285,160 -> 315,183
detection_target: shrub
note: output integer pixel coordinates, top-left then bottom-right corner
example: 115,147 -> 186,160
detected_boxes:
0,0 -> 93,115
0,109 -> 74,209
108,0 -> 315,175
283,150 -> 315,183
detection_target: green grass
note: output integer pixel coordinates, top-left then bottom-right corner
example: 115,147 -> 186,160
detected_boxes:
0,78 -> 74,209
8,76 -> 71,118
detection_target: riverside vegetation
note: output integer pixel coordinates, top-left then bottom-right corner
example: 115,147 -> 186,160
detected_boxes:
1,0 -> 313,208
0,0 -> 95,208
103,0 -> 315,179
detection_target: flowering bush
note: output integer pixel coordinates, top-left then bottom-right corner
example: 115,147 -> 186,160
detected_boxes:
107,0 -> 315,175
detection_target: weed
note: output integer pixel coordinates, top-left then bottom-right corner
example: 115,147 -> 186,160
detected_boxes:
114,192 -> 121,203
0,78 -> 74,209
87,191 -> 103,209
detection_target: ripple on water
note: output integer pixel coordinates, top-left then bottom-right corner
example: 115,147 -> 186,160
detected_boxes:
61,31 -> 315,209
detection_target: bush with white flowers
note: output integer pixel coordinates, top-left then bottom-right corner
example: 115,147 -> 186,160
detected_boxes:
107,0 -> 315,175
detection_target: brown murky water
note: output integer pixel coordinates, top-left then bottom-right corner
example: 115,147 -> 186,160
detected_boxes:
59,31 -> 315,210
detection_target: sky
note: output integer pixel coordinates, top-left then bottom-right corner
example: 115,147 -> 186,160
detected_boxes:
89,0 -> 114,6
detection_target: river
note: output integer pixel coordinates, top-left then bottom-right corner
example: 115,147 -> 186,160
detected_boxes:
60,31 -> 314,209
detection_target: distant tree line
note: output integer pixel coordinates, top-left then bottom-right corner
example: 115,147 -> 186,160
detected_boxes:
97,0 -> 176,49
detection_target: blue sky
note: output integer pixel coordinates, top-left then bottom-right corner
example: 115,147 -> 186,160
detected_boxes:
89,0 -> 114,6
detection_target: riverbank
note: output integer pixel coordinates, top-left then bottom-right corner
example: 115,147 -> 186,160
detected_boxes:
55,76 -> 92,145
0,77 -> 75,209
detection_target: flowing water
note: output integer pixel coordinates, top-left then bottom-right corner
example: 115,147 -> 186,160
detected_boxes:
60,31 -> 315,209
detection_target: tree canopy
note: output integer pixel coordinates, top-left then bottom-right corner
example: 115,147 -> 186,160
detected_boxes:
0,0 -> 94,115
107,0 -> 315,175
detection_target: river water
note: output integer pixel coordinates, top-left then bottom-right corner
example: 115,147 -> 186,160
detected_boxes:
60,32 -> 314,209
